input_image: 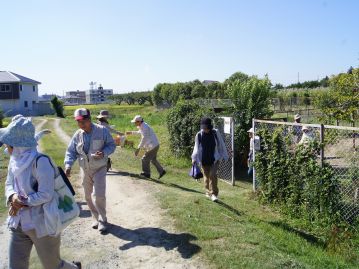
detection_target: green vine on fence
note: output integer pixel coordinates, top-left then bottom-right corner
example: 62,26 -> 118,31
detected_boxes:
254,127 -> 341,227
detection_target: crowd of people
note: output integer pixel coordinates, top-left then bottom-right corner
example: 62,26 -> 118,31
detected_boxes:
2,109 -> 315,268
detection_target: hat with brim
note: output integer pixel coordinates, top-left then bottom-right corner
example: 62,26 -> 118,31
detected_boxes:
247,128 -> 254,133
97,110 -> 110,119
0,117 -> 37,147
131,115 -> 143,123
294,114 -> 301,120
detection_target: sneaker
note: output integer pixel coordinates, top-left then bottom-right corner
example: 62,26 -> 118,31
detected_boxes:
211,194 -> 218,202
140,172 -> 151,178
158,170 -> 166,179
91,221 -> 98,229
98,221 -> 107,233
73,261 -> 82,269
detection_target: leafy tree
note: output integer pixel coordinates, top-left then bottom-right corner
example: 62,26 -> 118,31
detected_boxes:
166,101 -> 215,157
314,68 -> 359,124
227,75 -> 273,162
51,96 -> 65,118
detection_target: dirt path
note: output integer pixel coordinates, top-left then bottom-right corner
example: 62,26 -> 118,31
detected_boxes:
0,119 -> 48,268
51,119 -> 204,268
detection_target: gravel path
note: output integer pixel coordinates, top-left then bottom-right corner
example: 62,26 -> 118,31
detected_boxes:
0,118 -> 204,269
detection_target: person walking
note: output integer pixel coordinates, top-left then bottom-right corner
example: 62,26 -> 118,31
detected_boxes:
1,116 -> 80,269
64,108 -> 116,233
96,110 -> 124,171
192,117 -> 228,202
126,115 -> 166,179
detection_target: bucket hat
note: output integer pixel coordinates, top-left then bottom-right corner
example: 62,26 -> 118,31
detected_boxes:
131,115 -> 143,123
97,110 -> 110,119
0,116 -> 37,147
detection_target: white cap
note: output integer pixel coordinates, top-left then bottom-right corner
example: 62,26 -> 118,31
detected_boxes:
247,128 -> 254,133
131,115 -> 143,123
294,114 -> 301,120
302,125 -> 309,131
74,108 -> 90,120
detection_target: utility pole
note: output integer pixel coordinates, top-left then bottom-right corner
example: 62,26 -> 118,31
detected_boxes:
297,72 -> 300,84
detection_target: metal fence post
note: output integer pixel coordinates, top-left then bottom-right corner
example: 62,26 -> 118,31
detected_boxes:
320,124 -> 324,167
252,118 -> 256,192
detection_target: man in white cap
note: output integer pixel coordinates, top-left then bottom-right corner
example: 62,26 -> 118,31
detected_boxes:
247,127 -> 260,176
64,108 -> 116,233
298,125 -> 315,146
126,115 -> 166,179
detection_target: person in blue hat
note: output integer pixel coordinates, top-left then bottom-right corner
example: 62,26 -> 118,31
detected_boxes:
1,116 -> 81,269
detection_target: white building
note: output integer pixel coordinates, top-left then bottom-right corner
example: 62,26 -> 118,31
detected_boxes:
85,84 -> 113,104
0,71 -> 52,116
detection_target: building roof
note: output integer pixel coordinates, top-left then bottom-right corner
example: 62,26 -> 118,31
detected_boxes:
0,71 -> 41,84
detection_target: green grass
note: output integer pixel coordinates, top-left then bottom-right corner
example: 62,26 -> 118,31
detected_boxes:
59,104 -> 359,269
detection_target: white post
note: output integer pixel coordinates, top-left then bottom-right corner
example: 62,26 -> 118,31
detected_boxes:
252,118 -> 256,192
231,117 -> 235,186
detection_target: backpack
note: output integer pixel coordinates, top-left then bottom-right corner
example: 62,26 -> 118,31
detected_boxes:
34,154 -> 80,237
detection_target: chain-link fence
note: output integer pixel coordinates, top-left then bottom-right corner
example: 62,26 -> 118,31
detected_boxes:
253,119 -> 359,227
215,117 -> 235,186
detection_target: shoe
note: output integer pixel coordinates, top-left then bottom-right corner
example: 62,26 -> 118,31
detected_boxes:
158,170 -> 166,179
91,221 -> 98,229
98,220 -> 107,233
73,261 -> 82,269
211,194 -> 218,202
140,172 -> 151,178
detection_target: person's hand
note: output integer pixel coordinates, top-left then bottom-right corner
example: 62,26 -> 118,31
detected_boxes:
9,205 -> 20,216
192,160 -> 196,165
11,194 -> 24,209
65,167 -> 71,178
94,151 -> 104,159
134,148 -> 140,157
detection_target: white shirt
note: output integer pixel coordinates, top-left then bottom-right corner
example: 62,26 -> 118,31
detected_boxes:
132,122 -> 159,150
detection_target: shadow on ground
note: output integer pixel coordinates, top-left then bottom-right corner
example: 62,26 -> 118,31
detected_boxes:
104,223 -> 201,259
268,220 -> 325,248
77,202 -> 91,218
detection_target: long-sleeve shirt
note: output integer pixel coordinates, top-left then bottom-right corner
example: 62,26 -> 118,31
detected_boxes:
130,122 -> 159,150
98,121 -> 122,135
6,154 -> 56,237
64,123 -> 116,168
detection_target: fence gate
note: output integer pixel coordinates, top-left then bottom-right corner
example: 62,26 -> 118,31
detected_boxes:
216,117 -> 235,186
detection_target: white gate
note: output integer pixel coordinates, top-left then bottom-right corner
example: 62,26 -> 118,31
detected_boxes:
216,117 -> 235,186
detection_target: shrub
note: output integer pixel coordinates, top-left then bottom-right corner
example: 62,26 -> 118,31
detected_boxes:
51,96 -> 65,118
166,101 -> 215,158
254,126 -> 341,227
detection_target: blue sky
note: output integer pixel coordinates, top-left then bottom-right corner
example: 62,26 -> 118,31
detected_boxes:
1,0 -> 358,95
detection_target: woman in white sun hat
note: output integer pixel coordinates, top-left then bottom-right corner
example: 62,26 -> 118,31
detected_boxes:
1,116 -> 81,269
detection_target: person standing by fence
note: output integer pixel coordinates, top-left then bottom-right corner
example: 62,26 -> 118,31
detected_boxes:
247,128 -> 260,176
191,117 -> 228,202
64,108 -> 116,233
126,115 -> 166,179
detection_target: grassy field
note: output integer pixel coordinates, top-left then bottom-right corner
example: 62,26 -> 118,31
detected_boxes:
61,104 -> 359,269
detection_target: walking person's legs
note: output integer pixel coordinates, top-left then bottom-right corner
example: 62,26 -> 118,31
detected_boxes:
201,165 -> 212,196
9,226 -> 33,269
210,162 -> 219,197
92,166 -> 107,227
27,229 -> 79,269
149,146 -> 165,177
81,168 -> 99,227
141,150 -> 152,177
